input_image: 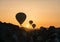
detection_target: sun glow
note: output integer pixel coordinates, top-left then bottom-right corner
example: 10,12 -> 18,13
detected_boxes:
0,0 -> 60,29
26,24 -> 30,28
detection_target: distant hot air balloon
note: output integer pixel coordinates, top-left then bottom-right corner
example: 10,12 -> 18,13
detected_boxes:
32,24 -> 36,29
16,12 -> 26,26
29,20 -> 33,25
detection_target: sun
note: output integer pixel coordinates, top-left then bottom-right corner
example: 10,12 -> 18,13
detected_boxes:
26,24 -> 30,28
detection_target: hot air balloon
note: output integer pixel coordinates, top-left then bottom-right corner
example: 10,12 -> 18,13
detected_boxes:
16,12 -> 26,26
32,24 -> 36,29
29,20 -> 33,25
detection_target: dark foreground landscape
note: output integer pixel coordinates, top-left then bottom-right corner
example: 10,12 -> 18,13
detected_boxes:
0,21 -> 60,42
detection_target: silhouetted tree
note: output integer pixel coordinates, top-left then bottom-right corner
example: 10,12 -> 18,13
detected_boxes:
48,26 -> 55,35
40,26 -> 47,31
49,26 -> 55,30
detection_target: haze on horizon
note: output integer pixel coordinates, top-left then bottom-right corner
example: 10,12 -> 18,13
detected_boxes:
0,0 -> 60,29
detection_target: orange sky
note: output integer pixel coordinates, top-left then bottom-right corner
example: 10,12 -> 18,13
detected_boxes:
0,0 -> 60,29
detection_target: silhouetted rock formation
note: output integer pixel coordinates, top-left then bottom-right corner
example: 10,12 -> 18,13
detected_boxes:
0,21 -> 60,42
0,21 -> 27,42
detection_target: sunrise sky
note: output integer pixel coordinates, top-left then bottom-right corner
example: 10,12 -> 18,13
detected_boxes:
0,0 -> 60,29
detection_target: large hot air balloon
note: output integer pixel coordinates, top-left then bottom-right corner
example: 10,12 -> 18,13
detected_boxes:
16,12 -> 26,26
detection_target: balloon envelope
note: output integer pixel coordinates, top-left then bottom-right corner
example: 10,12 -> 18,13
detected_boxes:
16,12 -> 26,25
29,20 -> 33,25
32,24 -> 36,28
